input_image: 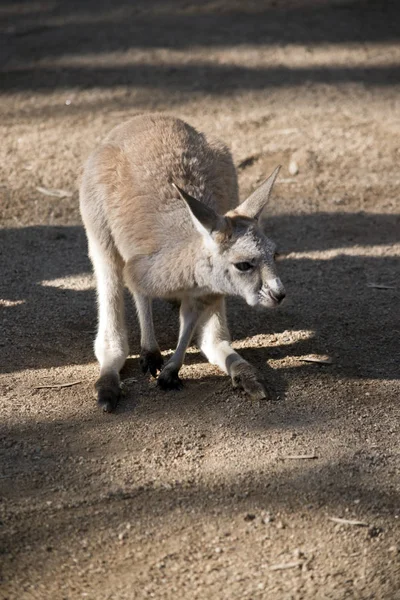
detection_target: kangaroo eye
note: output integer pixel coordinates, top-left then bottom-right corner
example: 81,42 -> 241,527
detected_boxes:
234,262 -> 254,272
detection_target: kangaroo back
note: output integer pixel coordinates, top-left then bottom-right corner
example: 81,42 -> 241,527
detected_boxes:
81,114 -> 238,263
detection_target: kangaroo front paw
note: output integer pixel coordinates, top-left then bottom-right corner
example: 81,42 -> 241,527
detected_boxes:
157,364 -> 183,390
231,362 -> 268,402
95,373 -> 121,413
140,348 -> 164,378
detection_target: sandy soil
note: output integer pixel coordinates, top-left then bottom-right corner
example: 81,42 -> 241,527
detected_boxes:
1,1 -> 399,598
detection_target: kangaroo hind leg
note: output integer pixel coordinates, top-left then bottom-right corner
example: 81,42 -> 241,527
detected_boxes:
89,235 -> 129,412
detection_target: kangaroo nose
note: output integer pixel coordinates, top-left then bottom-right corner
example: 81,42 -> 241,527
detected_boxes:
267,278 -> 286,304
269,288 -> 286,304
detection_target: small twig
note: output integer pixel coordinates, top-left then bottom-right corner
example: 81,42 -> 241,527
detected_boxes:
122,377 -> 138,385
36,186 -> 73,199
284,454 -> 318,460
362,548 -> 368,580
34,380 -> 82,390
328,517 -> 369,527
366,283 -> 395,290
270,561 -> 303,571
299,356 -> 333,365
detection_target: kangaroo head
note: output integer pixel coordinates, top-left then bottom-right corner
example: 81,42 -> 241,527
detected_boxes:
174,166 -> 285,308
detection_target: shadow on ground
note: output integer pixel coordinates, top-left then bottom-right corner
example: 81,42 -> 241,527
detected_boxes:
1,211 -> 398,379
1,0 -> 399,92
1,401 -> 399,576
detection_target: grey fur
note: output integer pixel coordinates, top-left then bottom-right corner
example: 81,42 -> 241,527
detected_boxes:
79,114 -> 285,412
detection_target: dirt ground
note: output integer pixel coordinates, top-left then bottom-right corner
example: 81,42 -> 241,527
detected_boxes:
1,1 -> 399,598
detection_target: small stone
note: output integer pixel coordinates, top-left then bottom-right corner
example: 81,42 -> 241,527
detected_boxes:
288,160 -> 299,176
331,196 -> 345,205
261,512 -> 274,524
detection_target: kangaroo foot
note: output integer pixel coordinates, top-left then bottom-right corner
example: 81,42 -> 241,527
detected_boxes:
157,364 -> 183,390
95,372 -> 121,412
230,362 -> 268,402
140,348 -> 164,378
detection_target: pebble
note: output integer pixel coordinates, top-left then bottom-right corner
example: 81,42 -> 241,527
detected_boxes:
261,512 -> 274,524
289,160 -> 299,176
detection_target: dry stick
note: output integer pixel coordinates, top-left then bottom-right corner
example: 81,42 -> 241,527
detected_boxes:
121,377 -> 138,385
328,517 -> 369,527
284,454 -> 318,460
34,380 -> 82,390
366,283 -> 395,290
299,356 -> 333,365
36,186 -> 73,198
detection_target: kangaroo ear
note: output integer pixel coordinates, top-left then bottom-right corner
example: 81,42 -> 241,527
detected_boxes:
173,183 -> 223,237
235,165 -> 281,220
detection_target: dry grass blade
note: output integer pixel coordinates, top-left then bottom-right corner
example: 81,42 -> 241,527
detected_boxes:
36,186 -> 73,198
34,380 -> 82,390
299,356 -> 333,365
122,377 -> 138,385
366,283 -> 395,290
284,454 -> 318,460
328,517 -> 369,527
270,561 -> 303,571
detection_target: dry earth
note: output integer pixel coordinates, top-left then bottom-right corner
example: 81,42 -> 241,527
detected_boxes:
0,1 -> 399,598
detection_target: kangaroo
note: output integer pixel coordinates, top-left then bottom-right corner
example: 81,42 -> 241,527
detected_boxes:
80,114 -> 285,412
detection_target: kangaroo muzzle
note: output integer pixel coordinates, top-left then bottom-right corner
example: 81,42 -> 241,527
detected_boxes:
266,278 -> 286,304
